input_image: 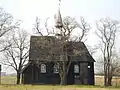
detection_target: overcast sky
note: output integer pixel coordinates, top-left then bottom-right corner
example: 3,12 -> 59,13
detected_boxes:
0,0 -> 120,44
0,0 -> 120,73
0,0 -> 120,30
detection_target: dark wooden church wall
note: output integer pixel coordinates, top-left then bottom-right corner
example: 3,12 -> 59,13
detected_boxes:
33,65 -> 38,83
88,62 -> 94,85
22,61 -> 94,85
72,62 -> 80,84
67,62 -> 74,85
44,62 -> 60,84
32,63 -> 47,84
22,64 -> 32,84
32,62 -> 60,84
45,62 -> 53,84
79,62 -> 88,84
47,62 -> 60,84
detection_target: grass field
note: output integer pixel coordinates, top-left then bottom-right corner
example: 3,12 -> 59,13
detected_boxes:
95,76 -> 120,86
0,76 -> 120,90
1,76 -> 120,86
0,85 -> 120,90
1,76 -> 16,84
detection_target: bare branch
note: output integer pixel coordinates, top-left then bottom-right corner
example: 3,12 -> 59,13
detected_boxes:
77,17 -> 91,42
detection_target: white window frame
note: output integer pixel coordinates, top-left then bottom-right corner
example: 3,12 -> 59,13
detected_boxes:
74,64 -> 79,73
40,64 -> 46,73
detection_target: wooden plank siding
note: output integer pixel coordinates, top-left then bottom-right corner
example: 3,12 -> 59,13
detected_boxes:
22,62 -> 94,85
22,36 -> 95,85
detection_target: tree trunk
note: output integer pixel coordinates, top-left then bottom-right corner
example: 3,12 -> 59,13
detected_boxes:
108,75 -> 112,86
60,73 -> 67,85
104,63 -> 108,86
60,61 -> 67,85
16,71 -> 21,84
107,59 -> 113,86
104,74 -> 107,86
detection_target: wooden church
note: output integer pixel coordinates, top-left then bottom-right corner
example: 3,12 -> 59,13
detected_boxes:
21,36 -> 95,85
21,1 -> 95,85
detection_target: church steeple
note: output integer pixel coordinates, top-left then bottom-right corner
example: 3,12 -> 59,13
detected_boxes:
54,0 -> 63,28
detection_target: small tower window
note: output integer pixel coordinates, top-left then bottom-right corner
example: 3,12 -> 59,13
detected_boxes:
88,65 -> 90,68
74,64 -> 79,73
41,64 -> 46,73
53,64 -> 59,73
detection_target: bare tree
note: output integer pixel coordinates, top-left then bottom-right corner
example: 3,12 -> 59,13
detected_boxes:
0,7 -> 20,52
33,16 -> 90,85
33,17 -> 54,36
77,17 -> 91,42
55,16 -> 77,85
1,29 -> 29,84
111,53 -> 120,76
96,18 -> 120,86
87,45 -> 98,56
96,50 -> 120,85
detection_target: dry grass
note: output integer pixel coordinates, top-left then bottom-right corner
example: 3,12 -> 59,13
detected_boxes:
0,76 -> 120,90
1,76 -> 16,84
0,85 -> 120,90
95,76 -> 120,86
1,75 -> 120,86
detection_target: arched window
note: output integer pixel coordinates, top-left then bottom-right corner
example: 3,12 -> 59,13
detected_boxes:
74,64 -> 79,73
53,64 -> 59,73
41,64 -> 46,73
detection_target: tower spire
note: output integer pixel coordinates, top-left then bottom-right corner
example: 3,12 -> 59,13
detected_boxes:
58,0 -> 61,7
54,0 -> 63,28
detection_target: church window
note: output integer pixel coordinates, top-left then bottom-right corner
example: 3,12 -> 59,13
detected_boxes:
41,64 -> 46,73
53,64 -> 59,73
74,64 -> 79,73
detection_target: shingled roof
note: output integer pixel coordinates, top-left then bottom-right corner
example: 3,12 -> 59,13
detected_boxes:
29,36 -> 95,63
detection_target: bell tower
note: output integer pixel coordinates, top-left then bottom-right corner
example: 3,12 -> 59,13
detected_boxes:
54,0 -> 63,36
